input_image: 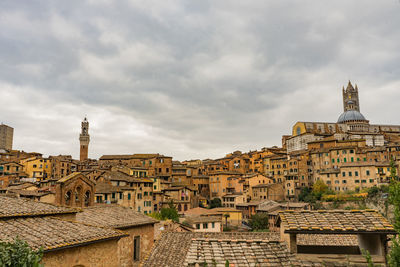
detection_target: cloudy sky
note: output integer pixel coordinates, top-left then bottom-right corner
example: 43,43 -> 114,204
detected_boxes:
1,1 -> 400,160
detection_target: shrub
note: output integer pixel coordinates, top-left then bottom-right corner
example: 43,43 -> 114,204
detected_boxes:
248,213 -> 269,231
0,237 -> 43,267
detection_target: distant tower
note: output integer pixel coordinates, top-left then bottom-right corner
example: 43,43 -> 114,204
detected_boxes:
342,81 -> 360,112
79,117 -> 90,161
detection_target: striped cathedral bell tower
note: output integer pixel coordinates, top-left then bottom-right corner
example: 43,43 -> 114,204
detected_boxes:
79,117 -> 90,161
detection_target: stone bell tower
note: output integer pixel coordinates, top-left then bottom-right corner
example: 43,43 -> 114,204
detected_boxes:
342,81 -> 360,112
79,117 -> 90,161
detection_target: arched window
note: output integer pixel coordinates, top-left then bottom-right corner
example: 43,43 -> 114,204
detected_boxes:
75,186 -> 82,205
84,191 -> 91,207
65,191 -> 72,205
178,204 -> 182,212
184,204 -> 188,211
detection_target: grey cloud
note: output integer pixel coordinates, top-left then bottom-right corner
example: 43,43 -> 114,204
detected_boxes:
1,0 -> 400,160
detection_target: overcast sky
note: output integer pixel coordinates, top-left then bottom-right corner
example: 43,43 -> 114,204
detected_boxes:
1,1 -> 400,161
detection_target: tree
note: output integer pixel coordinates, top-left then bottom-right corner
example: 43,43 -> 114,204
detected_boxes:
0,237 -> 43,267
160,206 -> 179,222
248,213 -> 269,231
209,198 -> 222,209
390,158 -> 398,181
156,200 -> 179,222
312,180 -> 329,200
388,167 -> 400,266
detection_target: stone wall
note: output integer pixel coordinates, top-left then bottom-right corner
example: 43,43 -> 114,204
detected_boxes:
117,223 -> 155,267
42,239 -> 120,267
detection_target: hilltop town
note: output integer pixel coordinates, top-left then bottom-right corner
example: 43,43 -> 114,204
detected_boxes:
1,82 -> 399,266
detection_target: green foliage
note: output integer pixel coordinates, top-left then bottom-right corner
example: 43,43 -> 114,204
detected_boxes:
248,213 -> 269,231
0,237 -> 43,267
225,260 -> 230,267
209,198 -> 222,209
361,248 -> 379,267
148,201 -> 180,222
312,180 -> 328,198
160,206 -> 179,222
390,158 -> 398,180
388,237 -> 400,267
298,187 -> 312,202
380,185 -> 389,193
223,226 -> 232,232
388,179 -> 400,266
389,181 -> 400,231
148,212 -> 163,220
367,186 -> 379,198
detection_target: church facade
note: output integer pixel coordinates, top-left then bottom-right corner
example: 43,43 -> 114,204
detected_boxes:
287,81 -> 400,153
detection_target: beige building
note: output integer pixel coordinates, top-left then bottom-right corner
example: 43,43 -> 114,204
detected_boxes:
76,205 -> 157,266
182,216 -> 222,232
0,195 -> 126,267
0,124 -> 13,151
221,193 -> 246,208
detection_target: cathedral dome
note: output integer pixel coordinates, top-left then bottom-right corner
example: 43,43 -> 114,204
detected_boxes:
337,110 -> 367,123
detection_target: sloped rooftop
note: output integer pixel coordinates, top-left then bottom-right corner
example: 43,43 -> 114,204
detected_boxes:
279,210 -> 396,234
76,204 -> 157,229
0,195 -> 76,218
0,216 -> 126,251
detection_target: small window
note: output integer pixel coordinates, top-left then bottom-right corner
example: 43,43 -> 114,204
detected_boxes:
355,180 -> 360,183
203,223 -> 208,229
342,180 -> 347,184
128,193 -> 131,200
212,222 -> 215,228
196,224 -> 200,229
366,170 -> 370,176
369,179 -> 374,183
342,172 -> 346,177
355,171 -> 359,176
134,236 -> 140,261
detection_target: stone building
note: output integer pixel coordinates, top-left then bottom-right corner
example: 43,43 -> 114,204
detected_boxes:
209,171 -> 242,199
287,82 -> 399,154
94,170 -> 154,214
251,183 -> 285,202
278,210 -> 394,265
0,195 -> 126,267
181,215 -> 222,232
79,117 -> 90,161
49,155 -> 77,179
99,154 -> 173,182
55,172 -> 95,207
0,123 -> 13,151
20,157 -> 52,180
76,205 -> 157,266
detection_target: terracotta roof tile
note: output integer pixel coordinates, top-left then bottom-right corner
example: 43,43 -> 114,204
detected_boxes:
279,210 -> 396,234
76,204 -> 157,229
297,234 -> 358,246
0,196 -> 77,218
143,232 -> 283,267
0,217 -> 126,251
